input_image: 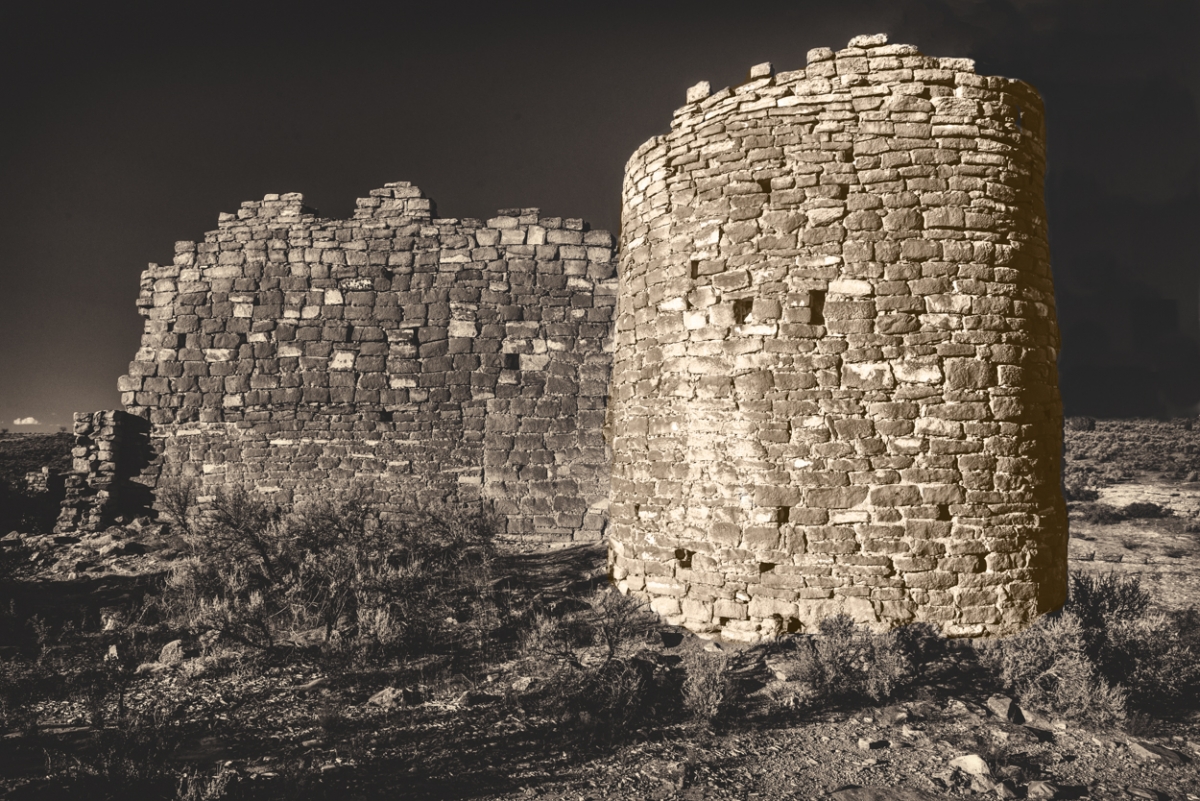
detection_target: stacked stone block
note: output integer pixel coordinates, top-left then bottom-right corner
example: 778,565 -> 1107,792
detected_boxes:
56,410 -> 152,532
117,183 -> 616,545
608,34 -> 1066,639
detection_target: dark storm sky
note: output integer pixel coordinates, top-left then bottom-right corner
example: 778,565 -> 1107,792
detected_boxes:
1,0 -> 1197,431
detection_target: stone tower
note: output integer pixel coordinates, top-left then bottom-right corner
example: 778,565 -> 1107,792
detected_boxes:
608,34 -> 1065,640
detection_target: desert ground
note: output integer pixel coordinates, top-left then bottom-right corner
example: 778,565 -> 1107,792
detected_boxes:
0,419 -> 1198,801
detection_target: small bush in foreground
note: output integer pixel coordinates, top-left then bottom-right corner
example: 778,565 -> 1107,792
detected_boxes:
681,650 -> 735,725
981,571 -> 1200,724
979,611 -> 1127,727
517,590 -> 663,738
156,486 -> 498,660
768,616 -> 934,709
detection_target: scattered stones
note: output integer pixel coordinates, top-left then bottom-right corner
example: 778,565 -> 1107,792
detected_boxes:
986,695 -> 1024,723
98,540 -> 146,557
948,754 -> 990,776
1127,739 -> 1187,766
510,676 -> 536,693
968,774 -> 995,794
1026,779 -> 1061,799
829,788 -> 944,801
993,779 -> 1020,799
1126,788 -> 1169,801
295,677 -> 330,694
367,686 -> 422,709
159,639 -> 188,665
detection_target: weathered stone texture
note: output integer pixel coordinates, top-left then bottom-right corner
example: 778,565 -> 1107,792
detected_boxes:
56,410 -> 152,532
608,35 -> 1066,639
117,184 -> 616,545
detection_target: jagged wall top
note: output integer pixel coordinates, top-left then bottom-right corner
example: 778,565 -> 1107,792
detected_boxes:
627,33 -> 1044,168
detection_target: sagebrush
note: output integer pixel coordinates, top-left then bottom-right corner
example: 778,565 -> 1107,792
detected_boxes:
155,484 -> 499,659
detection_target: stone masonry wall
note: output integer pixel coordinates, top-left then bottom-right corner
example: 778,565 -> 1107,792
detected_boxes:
56,410 -> 152,533
608,34 -> 1066,640
118,183 -> 616,546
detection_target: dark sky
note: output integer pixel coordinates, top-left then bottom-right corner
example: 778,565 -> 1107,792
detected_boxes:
1,0 -> 1197,431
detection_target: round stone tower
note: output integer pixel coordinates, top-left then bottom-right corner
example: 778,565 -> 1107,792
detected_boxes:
608,34 -> 1065,641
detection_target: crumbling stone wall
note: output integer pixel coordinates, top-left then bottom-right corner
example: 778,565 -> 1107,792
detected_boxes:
117,183 -> 616,545
608,34 -> 1066,639
56,410 -> 152,532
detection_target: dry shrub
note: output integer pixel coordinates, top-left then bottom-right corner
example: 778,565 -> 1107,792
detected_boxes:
1121,501 -> 1172,519
1063,479 -> 1099,502
769,615 -> 930,709
517,590 -> 662,738
175,769 -> 233,801
1102,611 -> 1200,716
1068,572 -> 1199,718
156,486 -> 498,659
156,478 -> 199,539
982,572 -> 1200,724
1072,502 -> 1126,526
681,650 -> 735,724
1069,572 -> 1151,640
979,611 -> 1127,727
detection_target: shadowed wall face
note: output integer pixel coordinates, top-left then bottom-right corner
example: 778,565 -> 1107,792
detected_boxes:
116,184 -> 617,545
609,34 -> 1066,641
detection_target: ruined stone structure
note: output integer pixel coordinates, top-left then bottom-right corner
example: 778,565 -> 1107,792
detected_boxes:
78,184 -> 618,545
607,34 -> 1066,639
56,33 -> 1066,639
57,410 -> 151,532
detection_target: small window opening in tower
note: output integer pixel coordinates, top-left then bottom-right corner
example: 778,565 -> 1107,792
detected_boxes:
810,290 -> 826,325
733,297 -> 754,325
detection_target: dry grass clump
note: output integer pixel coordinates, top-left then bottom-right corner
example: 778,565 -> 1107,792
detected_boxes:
155,483 -> 499,661
516,589 -> 667,738
763,615 -> 938,712
681,650 -> 736,725
979,571 -> 1200,725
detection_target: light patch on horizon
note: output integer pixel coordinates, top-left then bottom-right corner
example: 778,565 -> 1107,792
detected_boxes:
13,417 -> 41,426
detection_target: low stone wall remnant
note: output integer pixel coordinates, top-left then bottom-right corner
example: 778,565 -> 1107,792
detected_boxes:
56,410 -> 152,533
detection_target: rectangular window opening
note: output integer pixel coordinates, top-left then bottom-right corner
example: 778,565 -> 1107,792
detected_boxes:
810,290 -> 826,325
733,297 -> 754,325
